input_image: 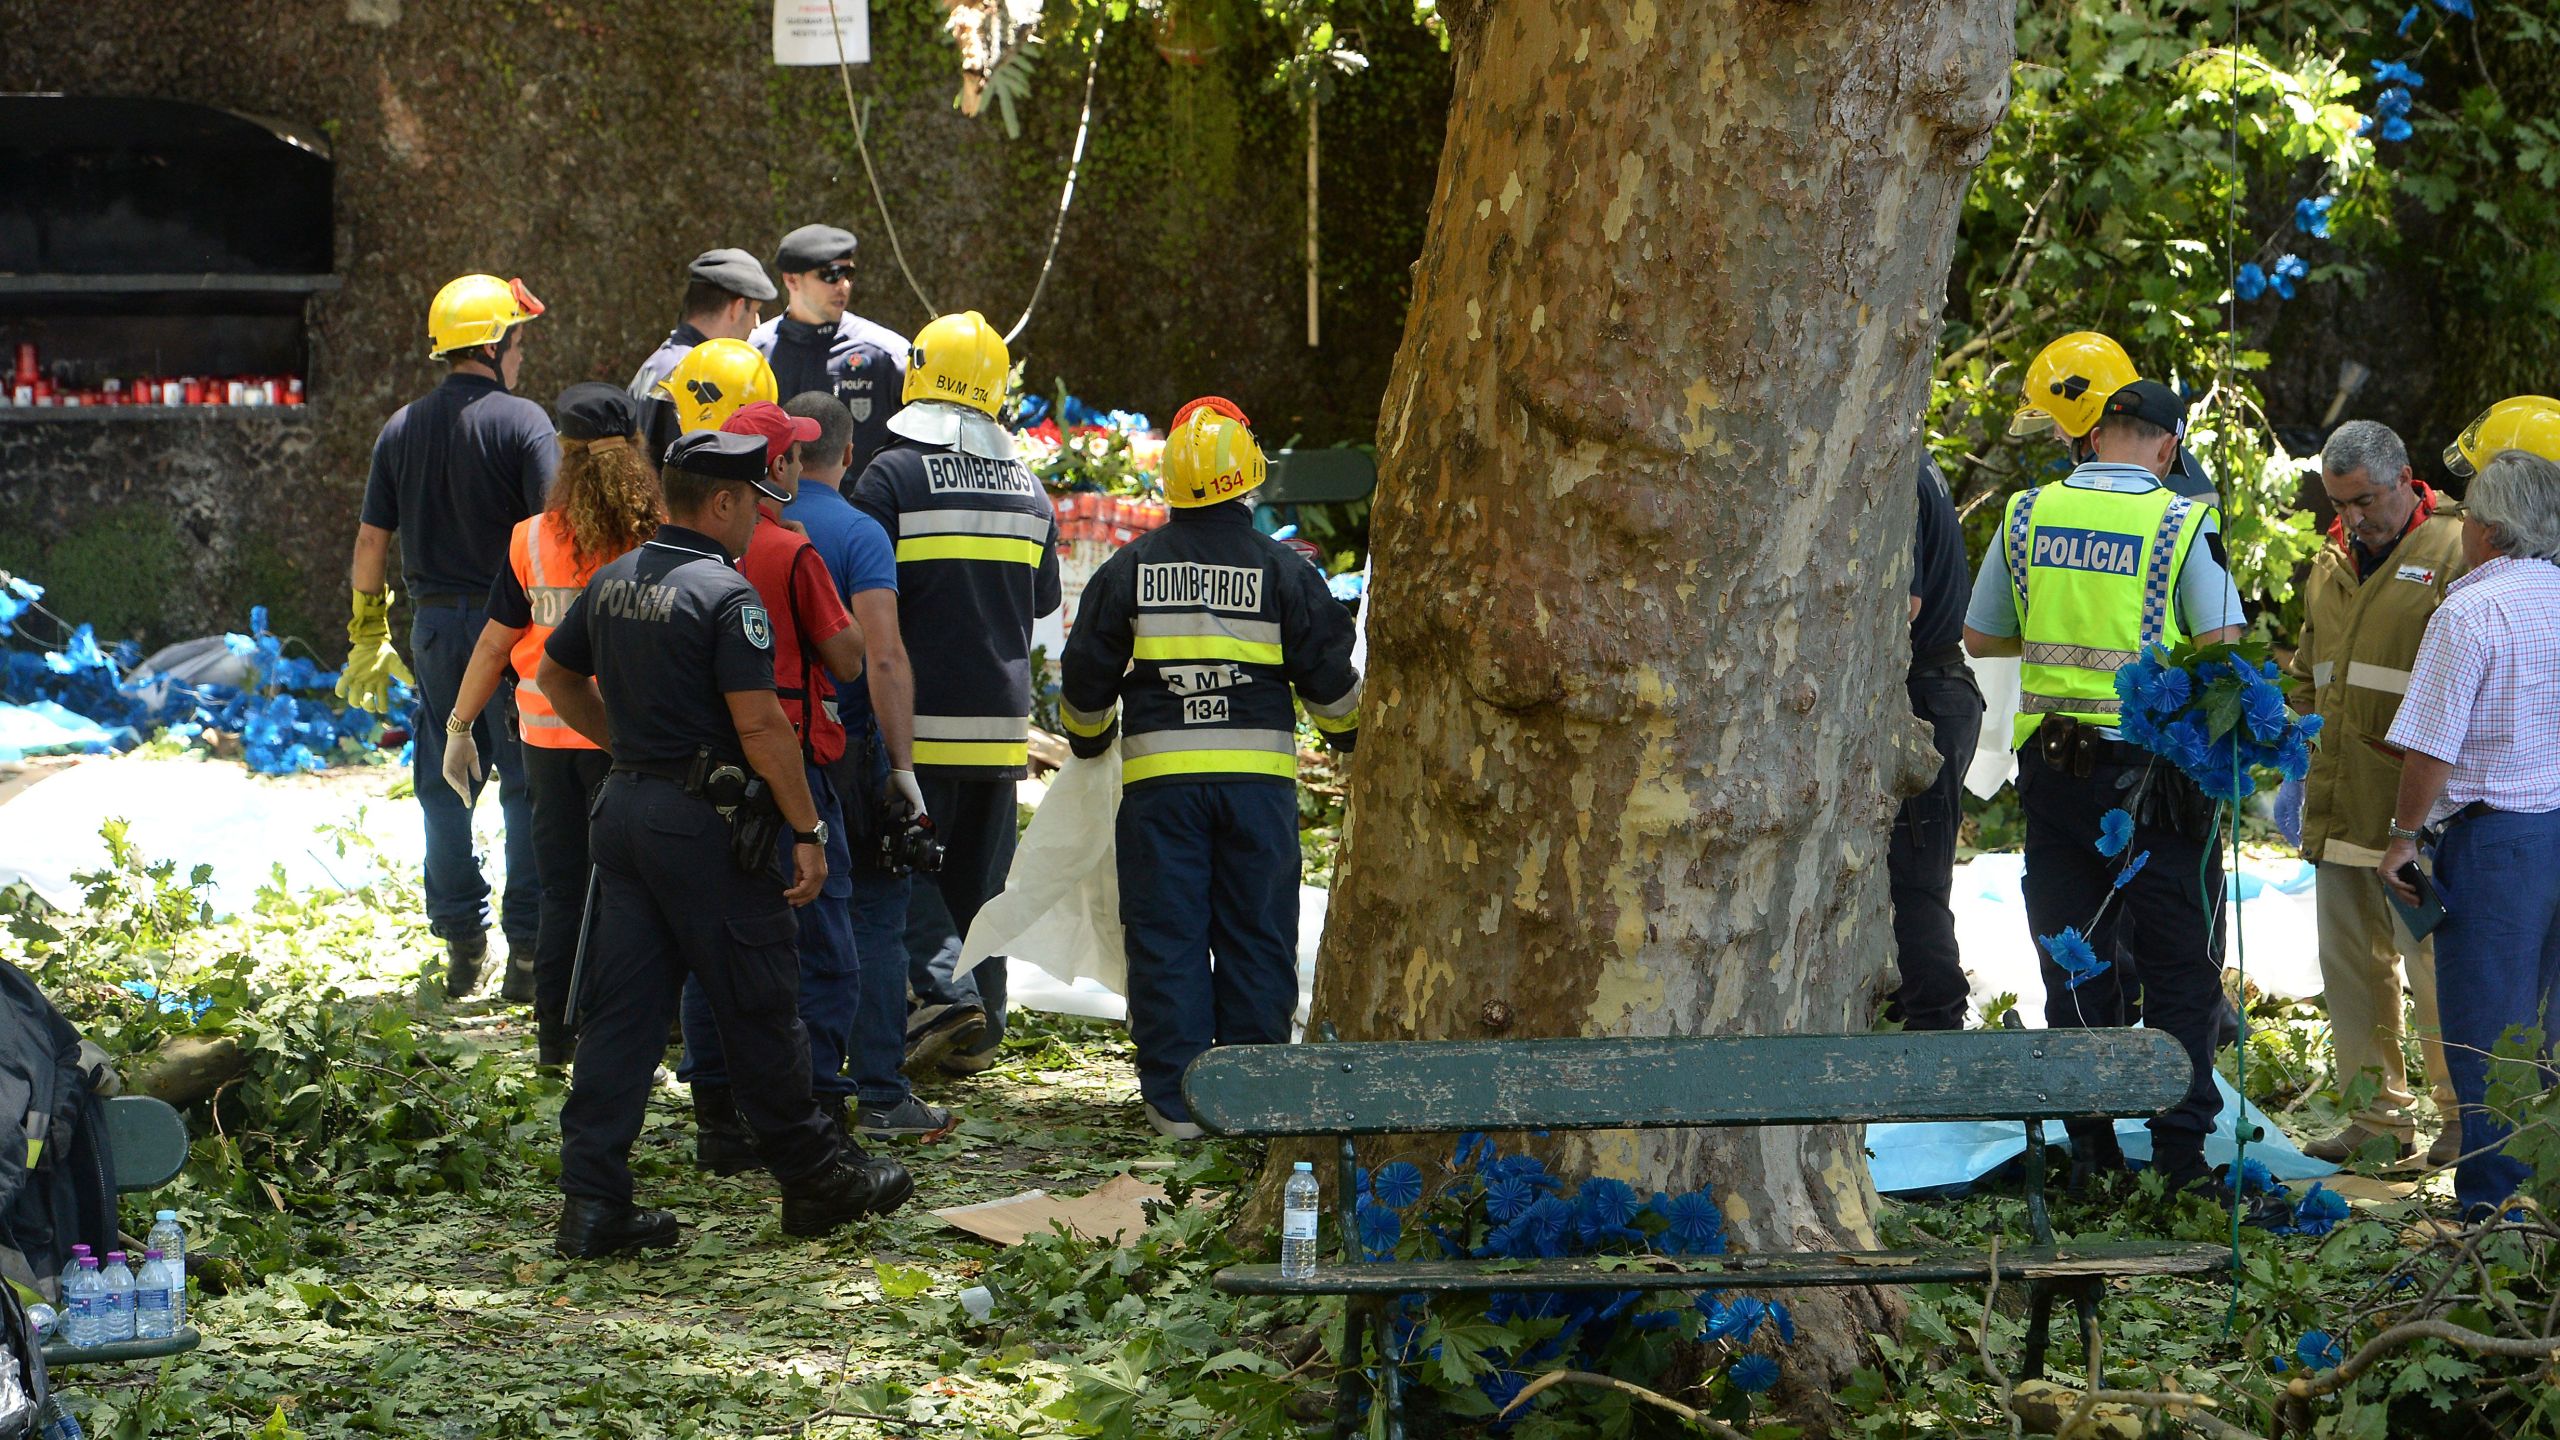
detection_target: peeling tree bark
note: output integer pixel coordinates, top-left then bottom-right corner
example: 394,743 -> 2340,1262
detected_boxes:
1306,0 -> 2012,1408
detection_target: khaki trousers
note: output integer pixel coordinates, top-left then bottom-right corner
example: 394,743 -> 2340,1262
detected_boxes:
2315,860 -> 2457,1136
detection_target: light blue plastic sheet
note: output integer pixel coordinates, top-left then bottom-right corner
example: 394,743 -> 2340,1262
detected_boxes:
1867,1071 -> 2333,1196
0,701 -> 123,763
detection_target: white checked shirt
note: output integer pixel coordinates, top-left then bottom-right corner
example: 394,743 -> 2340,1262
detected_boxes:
2386,555 -> 2560,821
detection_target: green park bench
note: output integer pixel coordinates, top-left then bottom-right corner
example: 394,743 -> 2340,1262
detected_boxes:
43,1094 -> 200,1367
1186,1026 -> 2229,1436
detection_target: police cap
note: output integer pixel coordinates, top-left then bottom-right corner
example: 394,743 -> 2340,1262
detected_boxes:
688,247 -> 778,302
663,429 -> 772,483
2098,379 -> 2188,436
773,224 -> 859,274
554,381 -> 638,442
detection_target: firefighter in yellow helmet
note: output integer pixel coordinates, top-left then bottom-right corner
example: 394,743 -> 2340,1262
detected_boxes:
2013,332 -> 2219,501
642,338 -> 780,462
1058,398 -> 1361,1139
850,312 -> 1060,1079
2444,395 -> 2560,478
339,273 -> 552,1000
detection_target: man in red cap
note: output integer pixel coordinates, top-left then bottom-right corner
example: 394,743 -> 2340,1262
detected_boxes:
677,401 -> 933,1163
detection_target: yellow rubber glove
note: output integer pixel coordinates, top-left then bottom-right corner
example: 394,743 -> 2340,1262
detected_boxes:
335,589 -> 414,715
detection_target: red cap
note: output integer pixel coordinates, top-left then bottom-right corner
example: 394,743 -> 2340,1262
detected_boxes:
721,400 -> 821,466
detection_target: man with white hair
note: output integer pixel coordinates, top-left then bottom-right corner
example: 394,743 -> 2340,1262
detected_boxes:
2288,420 -> 2466,1167
2381,448 -> 2560,1221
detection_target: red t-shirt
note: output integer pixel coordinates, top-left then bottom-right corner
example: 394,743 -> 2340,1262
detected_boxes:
739,505 -> 853,765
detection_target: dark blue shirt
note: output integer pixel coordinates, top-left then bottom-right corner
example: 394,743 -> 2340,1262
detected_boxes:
751,312 -> 908,478
1910,459 -> 1969,661
359,373 -> 556,599
544,525 -> 774,765
782,480 -> 898,737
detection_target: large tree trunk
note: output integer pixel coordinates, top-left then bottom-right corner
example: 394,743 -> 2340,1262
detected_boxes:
1307,0 -> 2012,1410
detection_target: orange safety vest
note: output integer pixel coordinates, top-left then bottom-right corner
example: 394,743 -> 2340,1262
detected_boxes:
507,514 -> 603,751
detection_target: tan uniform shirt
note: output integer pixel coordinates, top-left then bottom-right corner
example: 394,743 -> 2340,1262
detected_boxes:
2285,504 -> 2469,866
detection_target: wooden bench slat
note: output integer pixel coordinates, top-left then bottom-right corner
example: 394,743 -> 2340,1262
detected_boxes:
101,1095 -> 189,1193
1212,1241 -> 2229,1296
1185,1030 -> 2190,1137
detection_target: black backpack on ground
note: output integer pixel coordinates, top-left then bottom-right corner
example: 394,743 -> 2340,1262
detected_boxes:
0,959 -> 119,1306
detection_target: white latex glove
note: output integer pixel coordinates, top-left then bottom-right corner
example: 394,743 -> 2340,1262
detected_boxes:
890,768 -> 927,820
441,722 -> 486,800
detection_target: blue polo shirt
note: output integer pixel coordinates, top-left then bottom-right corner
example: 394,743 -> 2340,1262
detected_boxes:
783,479 -> 898,738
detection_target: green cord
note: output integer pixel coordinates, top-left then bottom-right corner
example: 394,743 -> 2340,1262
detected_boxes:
2221,765 -> 2249,1333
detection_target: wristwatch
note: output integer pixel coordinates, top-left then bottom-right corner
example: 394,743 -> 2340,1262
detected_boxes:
792,822 -> 830,846
2388,821 -> 2423,842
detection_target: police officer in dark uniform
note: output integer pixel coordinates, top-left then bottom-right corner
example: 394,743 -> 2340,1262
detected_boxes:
1889,457 -> 1986,1030
751,224 -> 908,479
626,248 -> 777,403
536,430 -> 914,1258
1059,397 -> 1360,1139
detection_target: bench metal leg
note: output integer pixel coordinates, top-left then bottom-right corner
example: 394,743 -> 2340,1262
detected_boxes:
1333,1299 -> 1368,1440
2022,1278 -> 2057,1380
2074,1280 -> 2104,1386
1379,1301 -> 1408,1440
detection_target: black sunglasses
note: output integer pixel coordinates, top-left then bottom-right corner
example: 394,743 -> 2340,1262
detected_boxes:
814,263 -> 855,284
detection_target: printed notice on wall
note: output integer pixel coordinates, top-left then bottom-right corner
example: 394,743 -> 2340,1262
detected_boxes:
773,0 -> 869,65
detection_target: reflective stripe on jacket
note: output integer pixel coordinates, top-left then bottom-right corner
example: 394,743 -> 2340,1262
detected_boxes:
850,436 -> 1062,779
508,514 -> 604,751
2003,482 -> 2207,747
2286,506 -> 2468,864
1057,502 -> 1360,789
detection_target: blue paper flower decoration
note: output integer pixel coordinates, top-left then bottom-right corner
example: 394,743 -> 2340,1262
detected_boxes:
1663,1191 -> 1726,1254
2293,195 -> 2335,238
1729,1355 -> 1780,1393
2437,0 -> 2472,18
2112,850 -> 2150,890
2292,1182 -> 2352,1237
2096,808 -> 2135,857
2235,263 -> 2269,301
1372,1162 -> 1424,1211
2039,927 -> 2111,991
1485,1173 -> 1537,1223
2297,1330 -> 2345,1370
1356,1198 -> 1402,1258
2398,3 -> 2421,32
2270,254 -> 2309,300
2370,60 -> 2425,88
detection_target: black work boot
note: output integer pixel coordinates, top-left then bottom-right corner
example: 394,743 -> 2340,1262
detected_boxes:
444,930 -> 488,999
779,1149 -> 917,1237
2064,1120 -> 2126,1195
499,947 -> 537,1005
691,1087 -> 760,1177
555,1197 -> 681,1259
2150,1137 -> 2216,1199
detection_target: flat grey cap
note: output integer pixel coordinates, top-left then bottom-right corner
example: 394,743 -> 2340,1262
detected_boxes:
773,224 -> 859,273
687,248 -> 777,302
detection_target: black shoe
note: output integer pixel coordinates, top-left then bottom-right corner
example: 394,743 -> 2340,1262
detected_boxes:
499,948 -> 537,1005
692,1087 -> 759,1177
857,1095 -> 958,1140
536,1016 -> 576,1071
779,1152 -> 917,1236
444,931 -> 488,999
2065,1121 -> 2126,1195
555,1197 -> 681,1259
2151,1141 -> 2217,1198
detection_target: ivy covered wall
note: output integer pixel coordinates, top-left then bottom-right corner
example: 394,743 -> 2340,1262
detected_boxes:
0,0 -> 1449,651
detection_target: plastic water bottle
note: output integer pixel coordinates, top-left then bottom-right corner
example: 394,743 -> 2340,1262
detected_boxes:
57,1244 -> 91,1305
26,1302 -> 57,1341
1280,1161 -> 1321,1279
64,1256 -> 101,1348
97,1251 -> 136,1343
34,1396 -> 83,1440
133,1249 -> 176,1340
147,1211 -> 187,1329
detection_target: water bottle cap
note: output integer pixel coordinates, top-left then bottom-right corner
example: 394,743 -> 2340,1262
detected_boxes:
78,1256 -> 97,1269
144,1249 -> 163,1260
155,1209 -> 177,1222
70,1244 -> 90,1256
105,1251 -> 125,1264
1293,1161 -> 1313,1171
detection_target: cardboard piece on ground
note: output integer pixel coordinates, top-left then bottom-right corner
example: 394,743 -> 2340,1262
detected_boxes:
930,1173 -> 1166,1247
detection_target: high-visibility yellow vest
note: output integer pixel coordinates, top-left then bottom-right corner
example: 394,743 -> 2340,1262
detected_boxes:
2001,481 -> 2208,747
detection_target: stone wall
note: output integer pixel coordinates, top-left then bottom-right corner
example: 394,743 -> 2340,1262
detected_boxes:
0,0 -> 1449,651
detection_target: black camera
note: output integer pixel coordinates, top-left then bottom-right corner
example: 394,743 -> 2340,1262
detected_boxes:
875,802 -> 945,876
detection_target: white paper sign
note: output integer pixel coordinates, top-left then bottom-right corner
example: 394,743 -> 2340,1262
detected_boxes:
773,0 -> 870,65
